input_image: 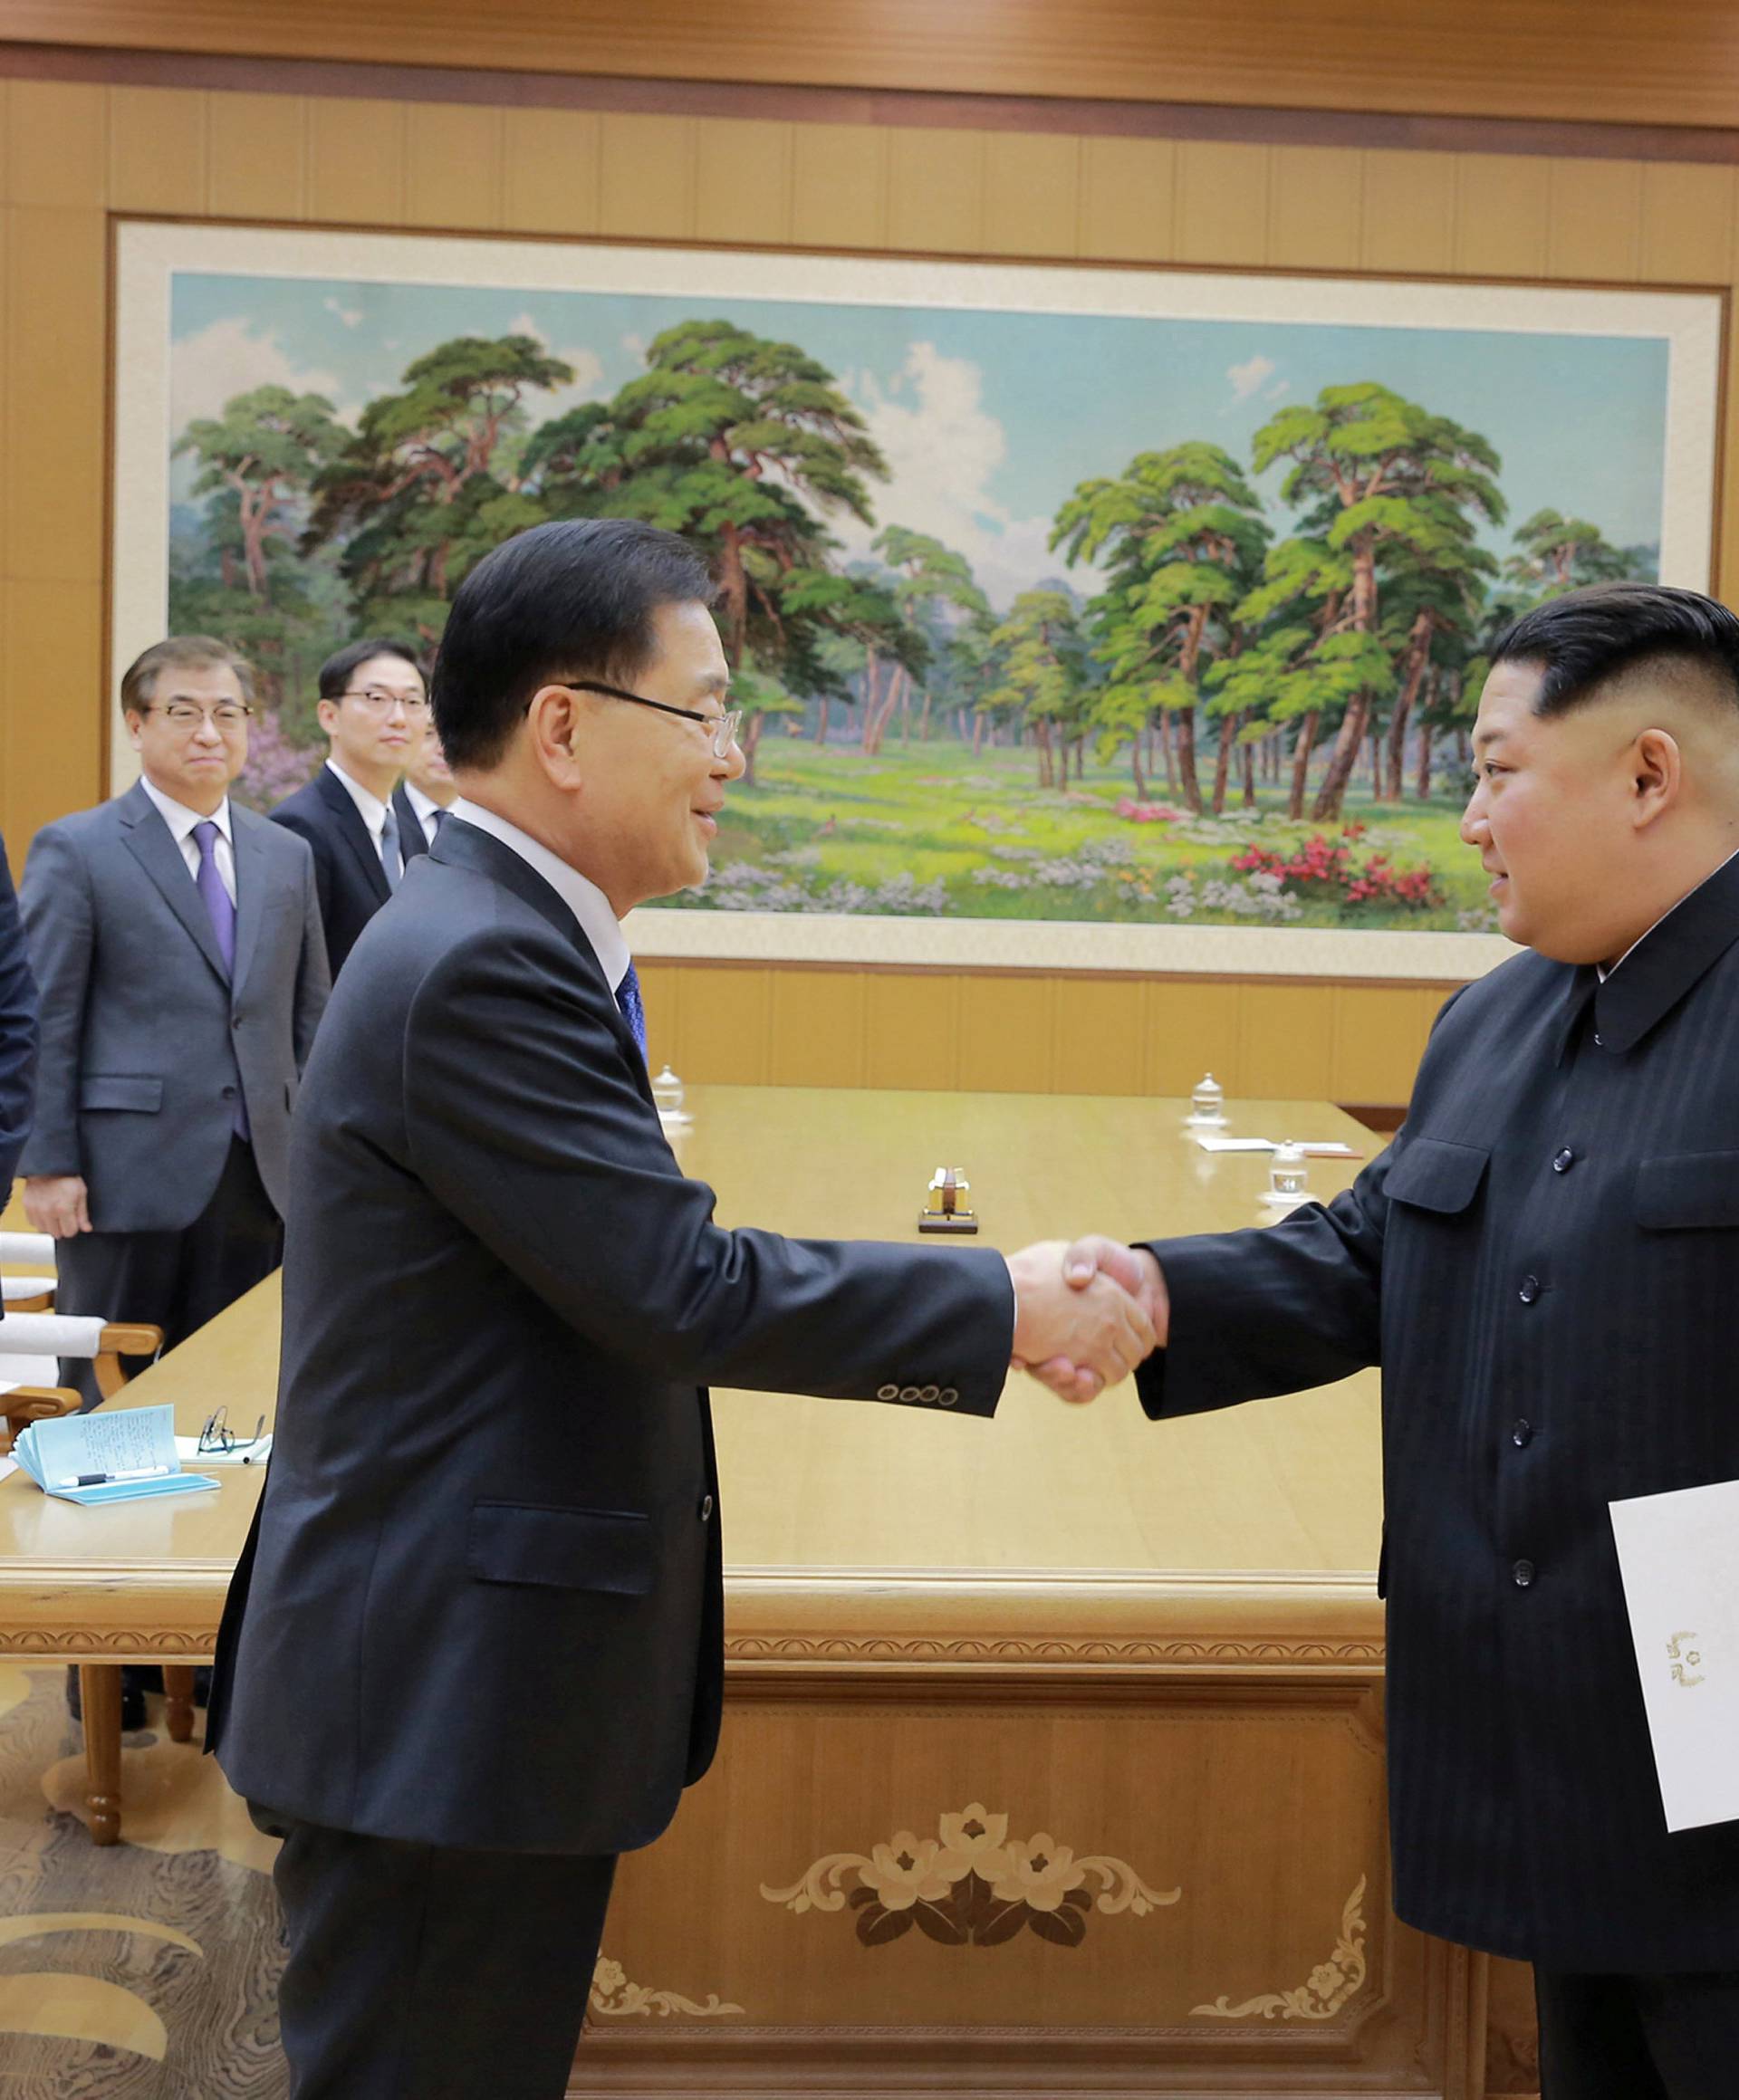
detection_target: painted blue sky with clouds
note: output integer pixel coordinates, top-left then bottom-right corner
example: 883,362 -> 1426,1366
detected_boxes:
170,271 -> 1669,610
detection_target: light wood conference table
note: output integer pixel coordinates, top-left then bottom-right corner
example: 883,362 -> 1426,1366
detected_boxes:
0,1089 -> 1476,2098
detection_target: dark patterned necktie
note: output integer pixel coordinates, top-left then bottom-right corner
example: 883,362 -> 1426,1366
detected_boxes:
194,820 -> 248,1139
614,962 -> 647,1060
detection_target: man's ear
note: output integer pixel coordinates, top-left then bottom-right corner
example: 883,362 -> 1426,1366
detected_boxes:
1631,726 -> 1683,829
525,684 -> 586,789
123,710 -> 145,752
315,696 -> 338,738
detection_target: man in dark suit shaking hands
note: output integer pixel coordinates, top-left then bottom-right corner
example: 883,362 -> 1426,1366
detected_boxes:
210,519 -> 1151,2100
0,827 -> 38,1200
1062,583 -> 1739,2100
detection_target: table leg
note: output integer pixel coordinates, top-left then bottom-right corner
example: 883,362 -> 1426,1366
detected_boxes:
162,1664 -> 196,1743
77,1664 -> 122,1846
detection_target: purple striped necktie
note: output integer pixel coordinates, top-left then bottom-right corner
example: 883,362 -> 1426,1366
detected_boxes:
194,820 -> 249,1140
614,963 -> 648,1061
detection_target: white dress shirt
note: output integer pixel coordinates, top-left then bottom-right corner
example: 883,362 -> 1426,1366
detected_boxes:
402,781 -> 447,850
139,772 -> 236,904
325,759 -> 395,868
447,797 -> 630,993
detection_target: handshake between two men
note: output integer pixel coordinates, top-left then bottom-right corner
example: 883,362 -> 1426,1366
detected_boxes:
1004,1237 -> 1169,1405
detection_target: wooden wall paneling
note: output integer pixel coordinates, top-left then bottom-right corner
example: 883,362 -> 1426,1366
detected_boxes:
861,968 -> 961,1092
404,101 -> 504,230
1638,161 -> 1738,285
21,0 -> 1739,132
4,79 -> 106,209
5,204 -> 105,588
307,95 -> 408,225
677,965 -> 773,1087
957,973 -> 1056,1092
502,107 -> 601,236
1720,344 -> 1739,609
0,205 -> 8,594
1329,985 -> 1433,1108
887,128 -> 987,256
207,90 -> 311,220
766,967 -> 867,1088
1264,144 -> 1362,271
693,118 -> 795,248
1078,136 -> 1177,264
1142,976 -> 1240,1098
108,84 -> 207,215
1359,149 -> 1457,274
1050,974 -> 1146,1096
1235,982 -> 1335,1102
983,130 -> 1081,260
598,111 -> 696,240
789,122 -> 888,254
1545,156 -> 1644,282
5,579 -> 104,847
637,958 -> 684,1077
1453,154 -> 1552,279
1174,140 -> 1267,266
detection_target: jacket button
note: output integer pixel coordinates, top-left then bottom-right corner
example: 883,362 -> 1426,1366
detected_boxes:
877,1385 -> 899,1402
1513,1558 -> 1535,1588
938,1388 -> 958,1407
1552,1148 -> 1574,1173
900,1386 -> 921,1403
232,1013 -> 244,1030
1593,1032 -> 1604,1048
919,1385 -> 939,1404
1512,1419 -> 1533,1448
1518,1275 -> 1540,1304
699,1494 -> 714,1521
221,1085 -> 237,1100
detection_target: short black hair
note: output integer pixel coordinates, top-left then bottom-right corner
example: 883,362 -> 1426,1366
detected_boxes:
1491,581 -> 1739,716
431,519 -> 718,770
120,635 -> 254,714
318,637 -> 427,701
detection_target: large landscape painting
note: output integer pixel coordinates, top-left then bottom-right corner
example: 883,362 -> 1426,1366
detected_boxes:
113,226 -> 1722,975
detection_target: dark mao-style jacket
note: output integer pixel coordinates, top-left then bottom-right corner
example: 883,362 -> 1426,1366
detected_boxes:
1141,850 -> 1739,1970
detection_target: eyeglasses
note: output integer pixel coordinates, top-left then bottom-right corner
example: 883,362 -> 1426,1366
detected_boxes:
559,680 -> 741,758
197,1405 -> 268,1454
148,702 -> 255,730
341,686 -> 431,716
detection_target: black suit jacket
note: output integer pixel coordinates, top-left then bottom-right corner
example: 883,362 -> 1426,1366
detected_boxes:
392,782 -> 433,862
0,828 -> 37,1193
210,818 -> 1013,1854
271,764 -> 392,976
1139,851 -> 1739,1970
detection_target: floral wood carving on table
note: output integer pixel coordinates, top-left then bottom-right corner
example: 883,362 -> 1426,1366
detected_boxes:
1191,1875 -> 1369,2020
762,1803 -> 1180,1950
589,1955 -> 744,2018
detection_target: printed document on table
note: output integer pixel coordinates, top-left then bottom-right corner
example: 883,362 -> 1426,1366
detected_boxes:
1609,1477 -> 1739,1832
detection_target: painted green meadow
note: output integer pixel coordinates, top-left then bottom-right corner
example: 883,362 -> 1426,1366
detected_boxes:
683,736 -> 1496,931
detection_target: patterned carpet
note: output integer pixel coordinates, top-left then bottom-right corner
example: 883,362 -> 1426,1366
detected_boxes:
0,1665 -> 286,2098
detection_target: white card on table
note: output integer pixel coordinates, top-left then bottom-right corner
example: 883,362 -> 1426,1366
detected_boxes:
1609,1477 -> 1739,1832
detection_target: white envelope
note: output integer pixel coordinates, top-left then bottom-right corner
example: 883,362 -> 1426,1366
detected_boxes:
1609,1477 -> 1739,1832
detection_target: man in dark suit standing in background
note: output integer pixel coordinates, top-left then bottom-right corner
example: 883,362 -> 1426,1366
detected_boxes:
392,708 -> 456,860
1062,583 -> 1739,2100
210,519 -> 1151,2100
0,828 -> 38,1203
19,637 -> 329,1405
270,637 -> 426,974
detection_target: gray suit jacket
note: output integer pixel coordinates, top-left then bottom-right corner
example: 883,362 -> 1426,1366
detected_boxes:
18,781 -> 330,1232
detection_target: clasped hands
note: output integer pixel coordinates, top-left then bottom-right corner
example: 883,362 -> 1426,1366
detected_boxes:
1005,1237 -> 1169,1405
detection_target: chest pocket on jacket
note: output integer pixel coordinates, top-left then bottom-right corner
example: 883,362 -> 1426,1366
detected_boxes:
1384,1136 -> 1489,1216
1636,1152 -> 1739,1231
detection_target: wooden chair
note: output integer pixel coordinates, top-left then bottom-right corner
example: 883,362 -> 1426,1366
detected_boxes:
0,1229 -> 58,1315
0,1310 -> 195,1845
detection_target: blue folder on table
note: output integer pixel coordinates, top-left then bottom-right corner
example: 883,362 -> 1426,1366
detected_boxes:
13,1403 -> 220,1506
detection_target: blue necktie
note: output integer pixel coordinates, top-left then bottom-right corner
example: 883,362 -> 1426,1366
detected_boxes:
380,806 -> 402,890
614,963 -> 647,1061
194,820 -> 249,1140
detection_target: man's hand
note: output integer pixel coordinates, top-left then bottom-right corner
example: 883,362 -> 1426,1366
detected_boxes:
1022,1239 -> 1170,1404
24,1174 -> 91,1239
1006,1240 -> 1157,1405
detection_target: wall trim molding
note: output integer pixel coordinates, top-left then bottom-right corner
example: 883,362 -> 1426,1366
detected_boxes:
4,39 -> 1739,165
